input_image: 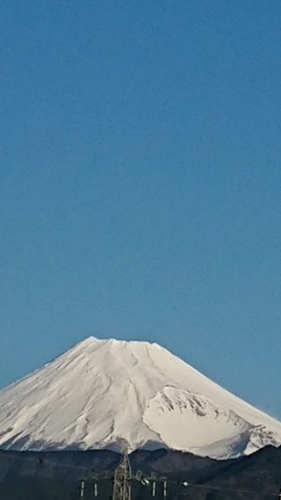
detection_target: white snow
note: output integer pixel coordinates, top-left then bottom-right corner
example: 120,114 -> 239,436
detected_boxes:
0,337 -> 280,459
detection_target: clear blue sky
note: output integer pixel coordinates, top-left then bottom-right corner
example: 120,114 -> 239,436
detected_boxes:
0,1 -> 281,419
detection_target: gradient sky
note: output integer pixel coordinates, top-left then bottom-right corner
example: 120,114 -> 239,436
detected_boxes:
0,1 -> 281,418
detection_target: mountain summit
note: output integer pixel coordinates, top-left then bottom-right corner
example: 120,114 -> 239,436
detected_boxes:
0,337 -> 280,459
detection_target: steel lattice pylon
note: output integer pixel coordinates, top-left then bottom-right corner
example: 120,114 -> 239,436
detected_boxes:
113,449 -> 131,500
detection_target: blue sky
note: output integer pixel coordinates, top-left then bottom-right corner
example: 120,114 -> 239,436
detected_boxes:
0,1 -> 281,418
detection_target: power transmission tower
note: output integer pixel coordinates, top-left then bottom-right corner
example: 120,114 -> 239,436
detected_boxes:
113,449 -> 131,500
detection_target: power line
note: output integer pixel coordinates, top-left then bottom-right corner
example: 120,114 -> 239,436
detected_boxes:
113,449 -> 131,500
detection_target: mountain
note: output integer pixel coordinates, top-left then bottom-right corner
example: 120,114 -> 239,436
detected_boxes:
0,337 -> 280,459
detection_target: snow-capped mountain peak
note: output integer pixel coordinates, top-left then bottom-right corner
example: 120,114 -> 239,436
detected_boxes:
0,337 -> 280,459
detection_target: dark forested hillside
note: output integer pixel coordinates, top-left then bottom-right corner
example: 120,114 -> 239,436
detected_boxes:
0,446 -> 280,499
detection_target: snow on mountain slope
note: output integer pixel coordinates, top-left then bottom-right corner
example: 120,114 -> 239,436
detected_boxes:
0,337 -> 280,459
